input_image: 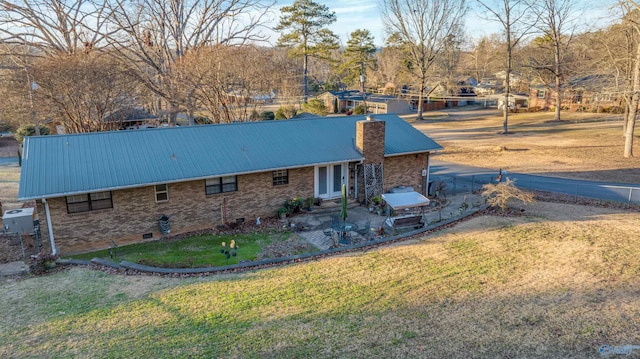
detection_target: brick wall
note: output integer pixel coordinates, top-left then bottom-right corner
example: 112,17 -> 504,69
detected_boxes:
37,167 -> 314,254
384,153 -> 429,195
356,118 -> 385,164
355,153 -> 429,203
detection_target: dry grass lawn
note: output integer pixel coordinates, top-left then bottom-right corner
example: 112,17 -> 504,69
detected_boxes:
411,109 -> 640,183
1,202 -> 639,358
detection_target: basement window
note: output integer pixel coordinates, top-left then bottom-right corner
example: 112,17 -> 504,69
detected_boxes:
155,184 -> 169,202
66,191 -> 113,214
272,170 -> 289,186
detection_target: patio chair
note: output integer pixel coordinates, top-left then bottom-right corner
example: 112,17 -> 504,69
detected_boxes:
330,215 -> 341,230
323,228 -> 337,248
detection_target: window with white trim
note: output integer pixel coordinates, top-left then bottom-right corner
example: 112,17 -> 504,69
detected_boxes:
205,176 -> 237,195
155,184 -> 169,202
66,191 -> 113,213
537,90 -> 546,98
272,170 -> 289,186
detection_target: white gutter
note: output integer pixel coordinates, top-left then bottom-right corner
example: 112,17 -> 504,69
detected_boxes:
41,198 -> 57,255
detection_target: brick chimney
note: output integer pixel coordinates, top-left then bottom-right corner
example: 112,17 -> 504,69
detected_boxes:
356,115 -> 385,164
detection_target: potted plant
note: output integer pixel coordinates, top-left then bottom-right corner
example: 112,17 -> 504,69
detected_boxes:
284,197 -> 303,214
304,196 -> 314,211
370,195 -> 382,206
277,207 -> 289,219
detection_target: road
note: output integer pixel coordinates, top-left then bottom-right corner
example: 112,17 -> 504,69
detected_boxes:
429,159 -> 640,205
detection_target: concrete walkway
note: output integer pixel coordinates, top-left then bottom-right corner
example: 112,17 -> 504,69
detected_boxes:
0,261 -> 29,276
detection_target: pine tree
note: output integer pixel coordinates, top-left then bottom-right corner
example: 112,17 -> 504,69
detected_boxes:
341,29 -> 377,91
275,0 -> 339,102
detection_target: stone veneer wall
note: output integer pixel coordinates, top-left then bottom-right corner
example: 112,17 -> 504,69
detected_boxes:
37,167 -> 314,254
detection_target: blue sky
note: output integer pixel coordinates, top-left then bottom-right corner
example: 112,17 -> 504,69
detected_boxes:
268,0 -> 619,47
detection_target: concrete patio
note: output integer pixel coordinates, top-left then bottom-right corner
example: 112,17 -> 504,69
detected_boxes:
289,193 -> 484,251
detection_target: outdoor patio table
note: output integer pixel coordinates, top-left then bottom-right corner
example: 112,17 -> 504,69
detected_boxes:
331,221 -> 358,244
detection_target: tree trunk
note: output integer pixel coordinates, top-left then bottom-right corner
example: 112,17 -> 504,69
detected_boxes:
623,97 -> 629,135
503,70 -> 510,134
360,62 -> 365,93
624,96 -> 638,158
169,102 -> 179,126
25,71 -> 40,135
303,53 -> 308,103
503,21 -> 512,134
554,74 -> 562,121
187,91 -> 195,126
417,77 -> 425,120
624,42 -> 640,158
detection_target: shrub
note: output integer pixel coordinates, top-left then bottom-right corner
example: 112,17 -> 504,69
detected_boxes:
609,106 -> 624,114
260,111 -> 275,121
194,116 -> 212,124
29,251 -> 59,275
481,178 -> 535,211
353,105 -> 365,114
15,124 -> 50,145
275,105 -> 297,120
284,197 -> 303,214
301,99 -> 328,116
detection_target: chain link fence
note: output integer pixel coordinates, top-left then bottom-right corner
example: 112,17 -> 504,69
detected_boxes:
430,174 -> 640,207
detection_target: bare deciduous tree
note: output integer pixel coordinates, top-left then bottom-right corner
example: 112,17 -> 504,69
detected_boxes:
32,53 -> 137,133
616,0 -> 640,158
107,0 -> 274,125
529,0 -> 580,122
0,0 -> 110,55
381,0 -> 467,120
466,35 -> 502,83
477,0 -> 537,133
175,45 -> 275,123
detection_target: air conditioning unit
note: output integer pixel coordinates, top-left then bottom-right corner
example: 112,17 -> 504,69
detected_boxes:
2,208 -> 35,234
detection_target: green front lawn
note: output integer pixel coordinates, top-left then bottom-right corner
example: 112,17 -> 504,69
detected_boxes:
70,232 -> 292,268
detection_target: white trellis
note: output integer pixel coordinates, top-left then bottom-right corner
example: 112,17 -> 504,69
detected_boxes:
363,163 -> 383,205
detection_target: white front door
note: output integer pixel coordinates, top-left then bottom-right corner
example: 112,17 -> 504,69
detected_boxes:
315,163 -> 347,199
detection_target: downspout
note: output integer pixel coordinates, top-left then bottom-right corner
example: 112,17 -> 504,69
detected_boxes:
41,198 -> 57,255
425,153 -> 432,197
354,163 -> 359,200
355,160 -> 364,201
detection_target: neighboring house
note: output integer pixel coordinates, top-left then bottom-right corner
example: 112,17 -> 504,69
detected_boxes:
317,90 -> 414,114
528,84 -> 553,110
529,75 -> 623,112
476,72 -> 526,96
19,114 -> 442,254
495,94 -> 529,110
474,78 -> 501,96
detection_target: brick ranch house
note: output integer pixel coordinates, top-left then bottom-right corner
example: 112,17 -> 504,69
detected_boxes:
19,114 -> 442,255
